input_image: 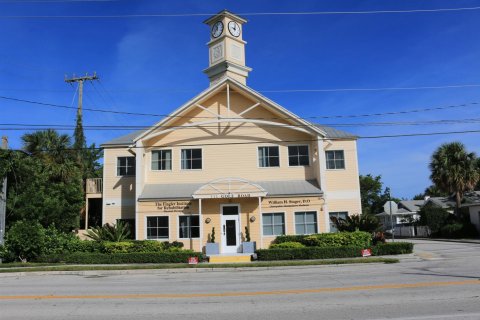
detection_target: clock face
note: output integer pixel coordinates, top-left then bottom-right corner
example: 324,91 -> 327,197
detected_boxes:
211,21 -> 224,38
228,21 -> 241,37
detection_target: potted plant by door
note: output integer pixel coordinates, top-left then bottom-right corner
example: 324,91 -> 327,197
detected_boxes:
242,226 -> 256,253
205,227 -> 219,255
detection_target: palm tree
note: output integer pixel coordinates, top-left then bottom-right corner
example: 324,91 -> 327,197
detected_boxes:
22,129 -> 76,182
429,142 -> 479,215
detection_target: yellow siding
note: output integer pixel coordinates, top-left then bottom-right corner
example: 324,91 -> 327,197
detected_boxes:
99,86 -> 361,247
103,148 -> 136,224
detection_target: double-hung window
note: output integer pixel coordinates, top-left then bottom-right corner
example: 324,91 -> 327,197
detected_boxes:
152,150 -> 172,171
178,216 -> 200,238
326,150 -> 345,169
258,146 -> 279,167
288,145 -> 309,166
295,211 -> 318,234
146,216 -> 169,240
262,213 -> 285,236
181,149 -> 202,170
329,211 -> 348,233
117,156 -> 135,176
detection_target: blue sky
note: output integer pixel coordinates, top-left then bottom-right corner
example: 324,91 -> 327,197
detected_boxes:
1,0 -> 480,199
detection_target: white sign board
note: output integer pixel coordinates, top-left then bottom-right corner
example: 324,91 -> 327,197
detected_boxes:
383,201 -> 398,214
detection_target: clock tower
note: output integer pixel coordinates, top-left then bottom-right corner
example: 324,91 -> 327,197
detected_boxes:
203,10 -> 252,85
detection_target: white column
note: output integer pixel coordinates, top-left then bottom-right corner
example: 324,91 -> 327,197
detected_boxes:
258,196 -> 263,249
317,137 -> 330,233
199,198 -> 203,253
135,140 -> 144,240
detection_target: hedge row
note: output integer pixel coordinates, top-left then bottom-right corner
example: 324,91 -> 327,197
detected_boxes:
36,251 -> 202,264
256,242 -> 413,261
272,231 -> 371,248
67,240 -> 184,254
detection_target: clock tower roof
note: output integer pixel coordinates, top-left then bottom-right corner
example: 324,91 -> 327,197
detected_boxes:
203,9 -> 247,25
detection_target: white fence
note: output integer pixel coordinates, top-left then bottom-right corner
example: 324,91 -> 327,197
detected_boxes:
394,225 -> 430,237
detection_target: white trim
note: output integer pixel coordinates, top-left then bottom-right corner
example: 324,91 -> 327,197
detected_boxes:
101,149 -> 107,227
286,144 -> 311,167
150,148 -> 173,172
177,214 -> 201,240
134,78 -> 325,144
257,145 -> 280,169
195,103 -> 222,118
317,138 -> 330,233
135,141 -> 143,240
144,214 -> 170,241
116,155 -> 136,177
261,211 -> 287,237
146,118 -> 313,139
293,210 -> 319,235
199,199 -> 203,252
220,203 -> 241,253
258,196 -> 263,249
226,83 -> 230,117
325,149 -> 346,170
327,190 -> 361,199
179,147 -> 203,171
238,102 -> 260,117
193,177 -> 267,199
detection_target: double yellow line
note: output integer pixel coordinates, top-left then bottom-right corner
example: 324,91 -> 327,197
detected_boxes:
0,279 -> 478,300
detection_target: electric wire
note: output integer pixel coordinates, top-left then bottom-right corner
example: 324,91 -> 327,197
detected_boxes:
1,95 -> 478,120
2,6 -> 480,19
3,130 -> 480,154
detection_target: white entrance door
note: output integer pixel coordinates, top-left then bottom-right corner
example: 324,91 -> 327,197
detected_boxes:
221,205 -> 240,254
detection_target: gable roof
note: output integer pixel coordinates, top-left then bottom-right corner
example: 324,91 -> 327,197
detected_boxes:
101,77 -> 357,147
134,77 -> 327,143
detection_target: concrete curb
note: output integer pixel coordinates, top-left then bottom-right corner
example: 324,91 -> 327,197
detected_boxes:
0,261 -> 395,278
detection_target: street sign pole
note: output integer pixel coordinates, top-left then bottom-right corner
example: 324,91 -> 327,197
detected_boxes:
389,190 -> 395,242
0,136 -> 8,263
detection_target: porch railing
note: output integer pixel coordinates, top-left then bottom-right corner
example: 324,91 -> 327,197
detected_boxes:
86,178 -> 103,194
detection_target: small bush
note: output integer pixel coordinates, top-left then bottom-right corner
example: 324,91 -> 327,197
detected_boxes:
36,252 -> 202,264
438,222 -> 478,238
43,226 -> 79,255
371,242 -> 413,255
4,220 -> 45,262
257,246 -> 363,260
102,242 -> 135,254
270,242 -> 306,249
257,242 -> 414,261
273,231 -> 371,248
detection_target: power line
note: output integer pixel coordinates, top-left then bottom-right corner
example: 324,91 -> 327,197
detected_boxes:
3,83 -> 480,94
0,95 -> 478,120
1,116 -> 480,130
5,130 -> 480,153
1,6 -> 480,18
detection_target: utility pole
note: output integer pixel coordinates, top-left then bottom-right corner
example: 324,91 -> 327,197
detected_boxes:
0,136 -> 8,263
65,72 -> 99,157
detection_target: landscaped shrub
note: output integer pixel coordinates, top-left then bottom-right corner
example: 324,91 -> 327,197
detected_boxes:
68,240 -> 186,254
257,246 -> 363,260
273,231 -> 371,248
371,242 -> 413,255
69,239 -> 104,253
439,222 -> 478,238
43,225 -> 80,255
36,251 -> 202,264
257,242 -> 414,261
270,241 -> 306,249
4,220 -> 46,262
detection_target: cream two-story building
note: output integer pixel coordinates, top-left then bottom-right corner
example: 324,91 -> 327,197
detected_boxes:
87,10 -> 362,254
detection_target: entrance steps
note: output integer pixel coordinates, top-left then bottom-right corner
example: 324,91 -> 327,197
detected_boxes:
208,254 -> 252,264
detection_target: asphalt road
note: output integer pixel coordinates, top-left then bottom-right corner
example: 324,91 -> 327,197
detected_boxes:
1,239 -> 479,320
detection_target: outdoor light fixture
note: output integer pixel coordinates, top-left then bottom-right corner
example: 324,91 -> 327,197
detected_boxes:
249,216 -> 256,223
205,217 -> 211,224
